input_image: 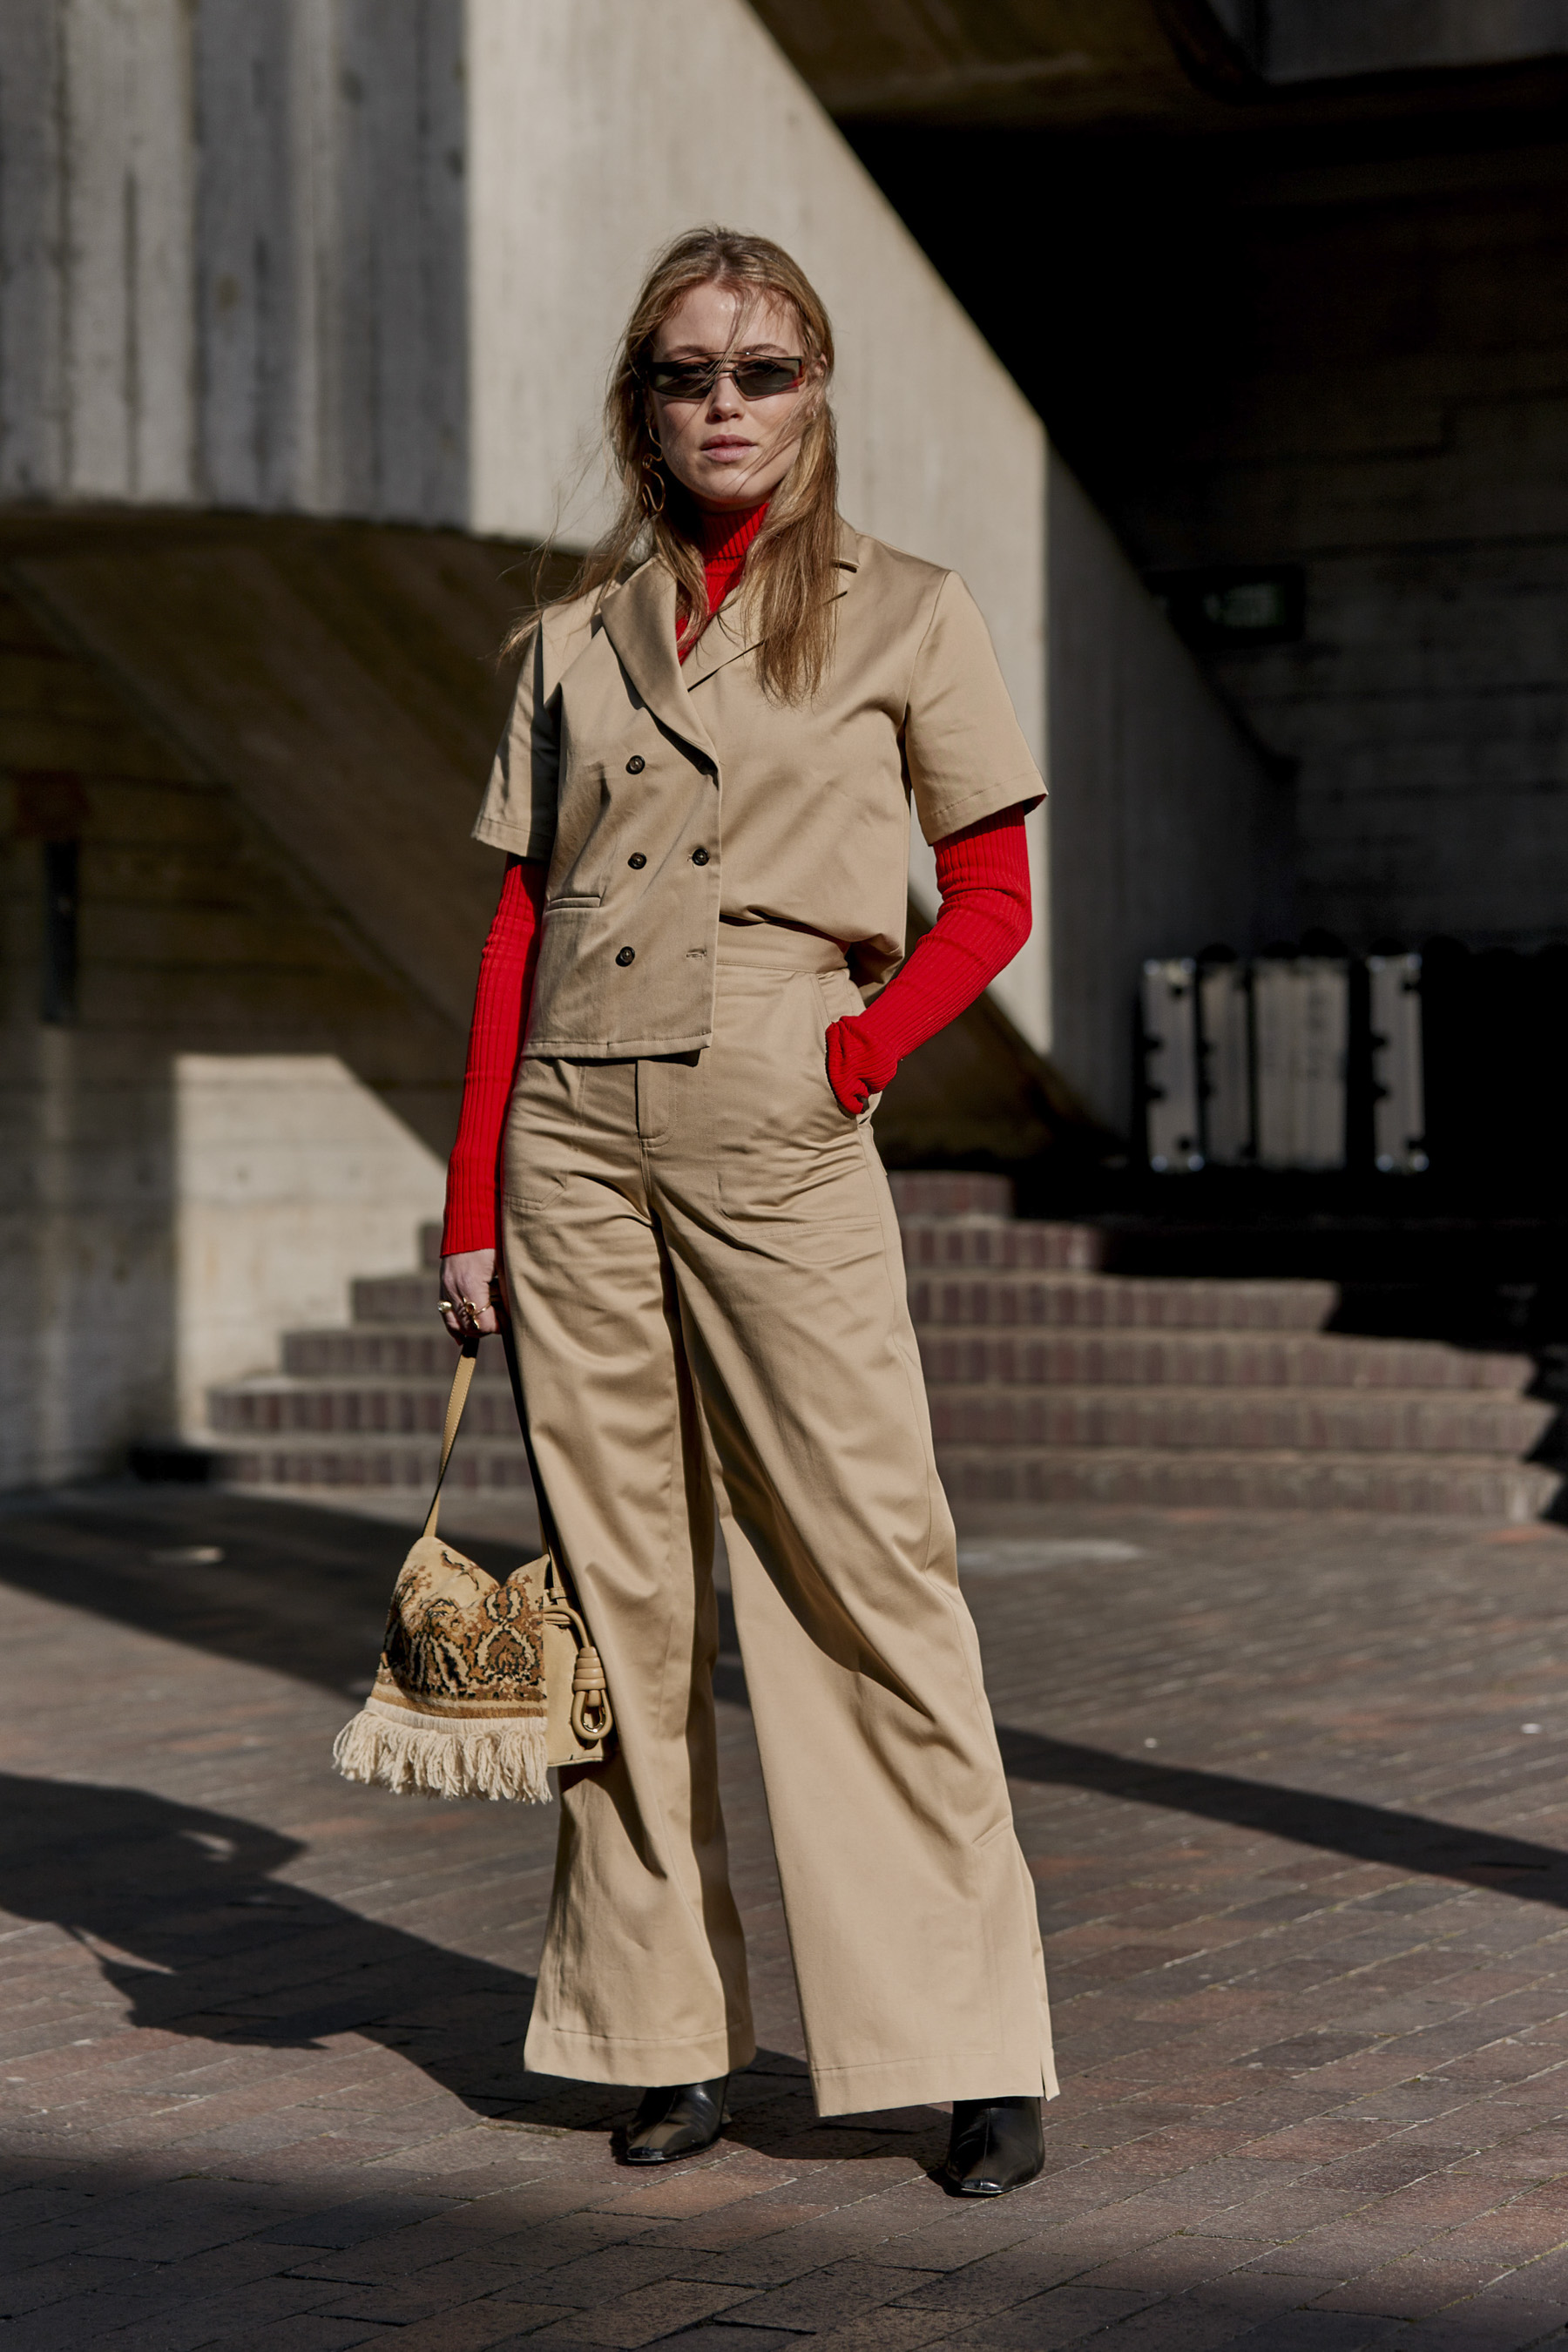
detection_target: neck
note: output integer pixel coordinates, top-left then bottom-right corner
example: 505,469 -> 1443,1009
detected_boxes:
695,497 -> 769,558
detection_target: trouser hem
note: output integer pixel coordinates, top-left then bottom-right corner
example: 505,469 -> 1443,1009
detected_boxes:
808,2042 -> 1058,2119
523,2018 -> 755,2089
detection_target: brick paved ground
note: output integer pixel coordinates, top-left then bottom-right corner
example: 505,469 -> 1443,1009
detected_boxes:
5,1485 -> 1568,2349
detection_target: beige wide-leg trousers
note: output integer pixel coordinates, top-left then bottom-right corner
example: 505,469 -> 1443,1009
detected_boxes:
503,929 -> 1057,2118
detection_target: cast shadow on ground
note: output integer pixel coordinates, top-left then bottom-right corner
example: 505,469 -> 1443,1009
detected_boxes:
997,1727 -> 1568,1907
0,1769 -> 574,2123
7,1485 -> 1568,1920
0,1483 -> 524,1700
0,1771 -> 886,2165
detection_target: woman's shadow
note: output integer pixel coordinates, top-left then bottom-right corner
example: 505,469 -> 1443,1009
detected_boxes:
0,1768 -> 628,2133
1,1769 -> 922,2166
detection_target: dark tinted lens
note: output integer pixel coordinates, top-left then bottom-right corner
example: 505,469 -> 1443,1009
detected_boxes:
645,357 -> 803,399
732,360 -> 802,396
646,362 -> 713,398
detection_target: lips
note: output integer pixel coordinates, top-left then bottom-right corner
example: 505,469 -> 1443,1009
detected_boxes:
702,439 -> 754,458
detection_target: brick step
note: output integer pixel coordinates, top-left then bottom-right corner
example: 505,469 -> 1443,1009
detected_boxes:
918,1331 -> 1534,1395
353,1270 -> 450,1323
909,1273 -> 1338,1333
397,1215 -> 1106,1299
219,1435 -> 532,1495
886,1171 -> 1014,1219
283,1328 -> 514,1378
900,1218 -> 1105,1272
936,1445 -> 1563,1521
209,1375 -> 526,1442
214,1185 -> 1555,1524
926,1383 -> 1553,1457
220,1367 -> 1551,1458
362,1249 -> 1138,1328
294,1321 -> 1535,1398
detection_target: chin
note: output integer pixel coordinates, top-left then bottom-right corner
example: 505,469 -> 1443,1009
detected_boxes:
700,476 -> 763,502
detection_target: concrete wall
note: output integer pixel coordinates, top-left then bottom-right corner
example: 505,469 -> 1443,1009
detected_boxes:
1109,137 -> 1568,956
0,0 -> 467,520
0,0 -> 1051,1044
1047,457 -> 1293,1135
0,0 -> 1292,1078
173,1056 -> 442,1433
465,0 -> 1057,1040
0,566 -> 459,1484
1238,3 -> 1568,81
0,0 -> 1286,1483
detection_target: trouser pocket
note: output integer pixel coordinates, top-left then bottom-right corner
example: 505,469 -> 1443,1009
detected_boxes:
713,969 -> 880,1223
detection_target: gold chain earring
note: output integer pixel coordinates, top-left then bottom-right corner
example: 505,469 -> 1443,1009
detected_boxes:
639,453 -> 666,518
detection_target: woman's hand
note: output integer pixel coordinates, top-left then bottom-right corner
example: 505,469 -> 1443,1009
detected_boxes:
439,1248 -> 505,1343
825,1016 -> 896,1117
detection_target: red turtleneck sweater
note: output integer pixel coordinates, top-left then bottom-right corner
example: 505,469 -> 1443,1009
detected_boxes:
441,504 -> 1031,1254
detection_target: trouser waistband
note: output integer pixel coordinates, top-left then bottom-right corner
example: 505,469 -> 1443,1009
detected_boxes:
713,924 -> 847,976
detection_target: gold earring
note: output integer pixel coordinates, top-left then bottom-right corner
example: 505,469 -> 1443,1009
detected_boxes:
639,456 -> 666,518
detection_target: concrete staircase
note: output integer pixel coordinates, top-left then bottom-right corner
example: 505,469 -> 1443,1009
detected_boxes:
209,1173 -> 1562,1521
210,1224 -> 534,1504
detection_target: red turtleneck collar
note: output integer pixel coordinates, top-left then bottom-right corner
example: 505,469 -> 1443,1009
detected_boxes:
679,499 -> 768,659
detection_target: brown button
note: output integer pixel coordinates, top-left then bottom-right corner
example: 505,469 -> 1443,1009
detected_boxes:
690,846 -> 709,867
615,945 -> 635,967
627,853 -> 646,869
625,755 -> 645,774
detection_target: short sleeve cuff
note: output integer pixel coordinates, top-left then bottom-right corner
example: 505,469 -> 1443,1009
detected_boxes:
473,811 -> 556,862
917,773 -> 1044,848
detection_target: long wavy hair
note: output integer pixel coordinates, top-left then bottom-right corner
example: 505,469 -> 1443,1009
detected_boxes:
524,227 -> 841,703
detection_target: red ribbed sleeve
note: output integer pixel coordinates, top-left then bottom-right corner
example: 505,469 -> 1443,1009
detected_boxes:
440,855 -> 547,1255
825,806 -> 1032,1115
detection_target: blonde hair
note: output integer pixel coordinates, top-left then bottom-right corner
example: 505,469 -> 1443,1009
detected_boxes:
519,226 -> 841,703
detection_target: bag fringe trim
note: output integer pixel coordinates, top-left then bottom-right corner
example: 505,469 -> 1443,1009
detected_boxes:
332,1696 -> 551,1803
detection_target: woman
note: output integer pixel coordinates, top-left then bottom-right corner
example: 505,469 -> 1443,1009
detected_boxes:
439,228 -> 1056,2195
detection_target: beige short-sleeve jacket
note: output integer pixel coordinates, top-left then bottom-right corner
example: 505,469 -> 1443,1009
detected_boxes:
473,521 -> 1044,1058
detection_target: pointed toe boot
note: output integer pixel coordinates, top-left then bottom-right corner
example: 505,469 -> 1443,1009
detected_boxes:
622,2075 -> 729,2165
941,2096 -> 1044,2196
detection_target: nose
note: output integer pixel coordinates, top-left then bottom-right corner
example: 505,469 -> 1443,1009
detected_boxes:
705,370 -> 744,418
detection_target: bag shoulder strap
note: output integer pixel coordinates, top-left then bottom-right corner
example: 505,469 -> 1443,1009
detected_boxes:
422,1339 -> 480,1540
425,1324 -> 575,1594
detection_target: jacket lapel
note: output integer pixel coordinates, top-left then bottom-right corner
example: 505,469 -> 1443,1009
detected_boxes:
682,519 -> 863,693
598,559 -> 716,762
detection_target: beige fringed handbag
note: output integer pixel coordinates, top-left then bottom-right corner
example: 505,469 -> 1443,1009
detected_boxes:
333,1335 -> 612,1802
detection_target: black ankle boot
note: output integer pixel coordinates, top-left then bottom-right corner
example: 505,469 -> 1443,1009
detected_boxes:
623,2076 -> 728,2165
941,2096 -> 1044,2195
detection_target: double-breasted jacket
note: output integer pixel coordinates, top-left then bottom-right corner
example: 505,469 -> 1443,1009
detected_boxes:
474,522 -> 1044,1058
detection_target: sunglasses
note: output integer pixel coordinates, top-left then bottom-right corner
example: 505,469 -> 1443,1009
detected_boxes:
644,355 -> 805,402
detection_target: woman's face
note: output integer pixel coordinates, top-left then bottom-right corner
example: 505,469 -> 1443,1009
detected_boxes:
646,283 -> 817,513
